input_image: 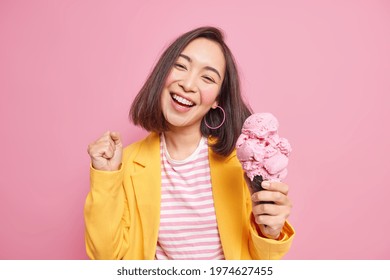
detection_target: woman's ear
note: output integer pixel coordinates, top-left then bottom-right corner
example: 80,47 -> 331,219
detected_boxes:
211,100 -> 219,109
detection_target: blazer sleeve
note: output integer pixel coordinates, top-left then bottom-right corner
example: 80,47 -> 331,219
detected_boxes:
244,185 -> 296,259
84,165 -> 130,260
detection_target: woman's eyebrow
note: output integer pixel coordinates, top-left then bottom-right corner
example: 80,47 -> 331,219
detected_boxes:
179,54 -> 222,80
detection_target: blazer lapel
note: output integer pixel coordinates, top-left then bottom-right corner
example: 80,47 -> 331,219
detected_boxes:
209,146 -> 244,259
131,133 -> 161,259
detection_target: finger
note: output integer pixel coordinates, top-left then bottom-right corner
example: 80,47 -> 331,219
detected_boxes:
262,181 -> 289,195
255,214 -> 285,228
95,135 -> 115,149
259,223 -> 281,233
107,137 -> 116,150
252,190 -> 288,205
90,141 -> 115,158
98,130 -> 111,141
110,132 -> 122,146
259,224 -> 282,239
101,146 -> 114,159
96,132 -> 113,144
100,140 -> 115,153
252,203 -> 281,216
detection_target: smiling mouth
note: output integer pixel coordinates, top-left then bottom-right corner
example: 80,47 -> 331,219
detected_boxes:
171,93 -> 195,107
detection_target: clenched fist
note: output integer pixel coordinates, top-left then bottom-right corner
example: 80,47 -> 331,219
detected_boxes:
87,131 -> 123,171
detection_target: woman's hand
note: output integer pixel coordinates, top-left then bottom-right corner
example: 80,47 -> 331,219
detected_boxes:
87,131 -> 123,171
251,181 -> 292,240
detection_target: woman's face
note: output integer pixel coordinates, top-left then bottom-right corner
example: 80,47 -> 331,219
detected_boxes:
161,38 -> 226,131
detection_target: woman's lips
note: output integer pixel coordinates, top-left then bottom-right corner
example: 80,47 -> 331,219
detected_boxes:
170,92 -> 195,107
170,93 -> 193,112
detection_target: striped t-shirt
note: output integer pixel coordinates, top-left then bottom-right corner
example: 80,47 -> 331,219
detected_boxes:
155,134 -> 225,260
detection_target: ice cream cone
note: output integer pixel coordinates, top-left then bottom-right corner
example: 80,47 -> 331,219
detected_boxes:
250,175 -> 274,204
251,175 -> 264,192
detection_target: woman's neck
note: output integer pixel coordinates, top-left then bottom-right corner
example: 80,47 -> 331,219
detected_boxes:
163,127 -> 203,160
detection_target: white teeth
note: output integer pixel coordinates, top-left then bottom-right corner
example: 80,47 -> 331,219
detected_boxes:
172,94 -> 194,106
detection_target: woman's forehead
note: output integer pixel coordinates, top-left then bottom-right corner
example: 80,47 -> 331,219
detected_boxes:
180,38 -> 226,73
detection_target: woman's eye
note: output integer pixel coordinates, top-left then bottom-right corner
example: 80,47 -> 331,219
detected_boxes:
174,63 -> 186,70
203,76 -> 215,83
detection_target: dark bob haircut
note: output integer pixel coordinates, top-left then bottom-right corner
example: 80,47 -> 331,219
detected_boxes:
130,26 -> 252,157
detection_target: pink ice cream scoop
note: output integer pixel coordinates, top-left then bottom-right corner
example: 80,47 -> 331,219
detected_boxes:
236,113 -> 291,193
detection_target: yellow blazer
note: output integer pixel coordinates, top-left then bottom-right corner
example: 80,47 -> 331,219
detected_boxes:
84,132 -> 295,259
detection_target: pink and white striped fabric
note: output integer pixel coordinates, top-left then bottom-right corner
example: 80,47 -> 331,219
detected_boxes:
155,134 -> 225,260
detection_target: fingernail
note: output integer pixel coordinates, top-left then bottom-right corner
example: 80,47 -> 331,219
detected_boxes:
262,181 -> 270,189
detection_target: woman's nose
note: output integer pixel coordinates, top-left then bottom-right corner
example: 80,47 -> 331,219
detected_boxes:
179,73 -> 198,93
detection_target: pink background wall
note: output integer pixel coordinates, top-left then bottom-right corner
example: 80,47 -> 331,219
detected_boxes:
1,0 -> 389,259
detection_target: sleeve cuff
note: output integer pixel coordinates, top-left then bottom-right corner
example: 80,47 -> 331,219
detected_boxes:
90,163 -> 125,194
249,216 -> 295,259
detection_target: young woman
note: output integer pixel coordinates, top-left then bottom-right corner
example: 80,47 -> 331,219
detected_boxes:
85,26 -> 295,260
